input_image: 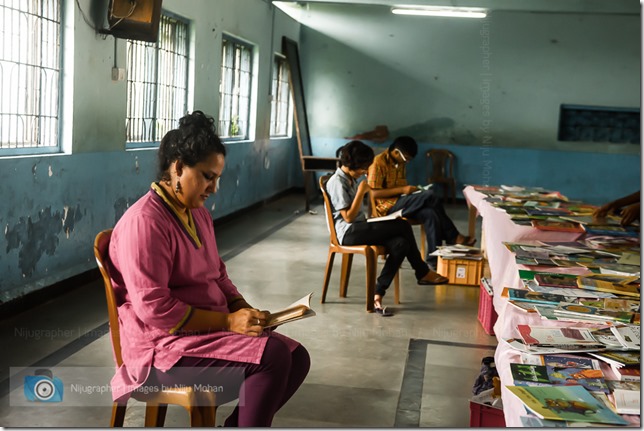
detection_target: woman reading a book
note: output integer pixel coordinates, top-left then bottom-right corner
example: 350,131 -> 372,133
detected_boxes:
107,111 -> 310,426
326,140 -> 449,316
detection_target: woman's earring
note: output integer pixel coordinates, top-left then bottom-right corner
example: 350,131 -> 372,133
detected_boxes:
175,180 -> 182,194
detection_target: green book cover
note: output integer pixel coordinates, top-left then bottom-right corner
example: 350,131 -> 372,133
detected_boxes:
507,385 -> 627,425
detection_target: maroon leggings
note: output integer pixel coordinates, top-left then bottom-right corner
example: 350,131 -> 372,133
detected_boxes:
146,337 -> 310,427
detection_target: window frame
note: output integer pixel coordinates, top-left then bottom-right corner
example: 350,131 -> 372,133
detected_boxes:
218,34 -> 254,142
269,53 -> 293,139
125,11 -> 190,149
0,0 -> 63,156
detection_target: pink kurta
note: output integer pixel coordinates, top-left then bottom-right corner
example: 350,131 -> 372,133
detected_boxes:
107,189 -> 299,402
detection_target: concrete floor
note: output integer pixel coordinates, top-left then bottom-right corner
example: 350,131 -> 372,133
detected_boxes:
1,192 -> 497,427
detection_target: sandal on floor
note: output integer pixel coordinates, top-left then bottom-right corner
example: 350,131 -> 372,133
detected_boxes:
374,305 -> 393,316
418,274 -> 449,285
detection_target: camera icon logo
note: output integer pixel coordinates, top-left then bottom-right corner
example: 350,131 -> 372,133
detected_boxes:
24,368 -> 63,402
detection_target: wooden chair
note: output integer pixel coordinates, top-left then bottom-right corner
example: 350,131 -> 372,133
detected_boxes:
426,149 -> 456,204
93,229 -> 218,427
318,175 -> 399,312
368,191 -> 426,260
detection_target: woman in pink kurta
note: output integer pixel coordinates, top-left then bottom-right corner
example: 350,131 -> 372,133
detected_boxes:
108,111 -> 310,427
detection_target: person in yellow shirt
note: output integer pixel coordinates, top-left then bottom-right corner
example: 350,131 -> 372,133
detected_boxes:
367,136 -> 473,265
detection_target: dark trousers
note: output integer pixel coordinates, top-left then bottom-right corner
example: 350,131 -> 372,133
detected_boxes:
146,338 -> 310,427
342,218 -> 430,297
389,190 -> 459,259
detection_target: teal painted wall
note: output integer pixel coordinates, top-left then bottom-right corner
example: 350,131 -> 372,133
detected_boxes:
309,138 -> 640,204
296,3 -> 640,203
0,0 -> 302,303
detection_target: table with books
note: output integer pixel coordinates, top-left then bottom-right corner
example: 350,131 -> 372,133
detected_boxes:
463,185 -> 641,427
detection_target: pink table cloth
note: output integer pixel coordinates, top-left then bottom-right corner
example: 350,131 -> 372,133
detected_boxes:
463,186 -> 639,427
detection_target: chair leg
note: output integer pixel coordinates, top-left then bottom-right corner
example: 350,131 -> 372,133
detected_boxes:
393,270 -> 400,304
110,402 -> 127,427
197,389 -> 217,427
321,251 -> 336,303
365,248 -> 377,312
340,254 -> 353,298
144,403 -> 167,427
187,405 -> 205,427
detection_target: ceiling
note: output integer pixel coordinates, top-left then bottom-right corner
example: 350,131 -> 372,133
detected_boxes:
273,0 -> 640,15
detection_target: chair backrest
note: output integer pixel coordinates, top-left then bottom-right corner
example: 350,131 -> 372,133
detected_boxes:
426,149 -> 455,182
319,174 -> 342,246
93,229 -> 124,367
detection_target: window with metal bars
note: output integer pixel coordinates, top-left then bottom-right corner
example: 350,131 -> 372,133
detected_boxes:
0,0 -> 61,154
219,36 -> 253,140
126,13 -> 189,147
270,55 -> 292,138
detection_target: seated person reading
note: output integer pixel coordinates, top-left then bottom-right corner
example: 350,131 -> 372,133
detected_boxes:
326,140 -> 449,317
367,136 -> 473,264
107,110 -> 310,427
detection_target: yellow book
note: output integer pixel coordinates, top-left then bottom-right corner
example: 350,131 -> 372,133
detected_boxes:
576,274 -> 640,298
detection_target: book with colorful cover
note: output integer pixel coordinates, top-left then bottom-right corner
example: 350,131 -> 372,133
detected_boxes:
541,354 -> 600,370
516,325 -> 604,347
545,366 -> 610,394
534,273 -> 580,289
583,224 -> 639,238
510,363 -> 551,386
576,274 -> 640,298
506,385 -> 628,424
507,289 -> 570,306
531,219 -> 585,233
552,303 -> 635,324
588,350 -> 640,368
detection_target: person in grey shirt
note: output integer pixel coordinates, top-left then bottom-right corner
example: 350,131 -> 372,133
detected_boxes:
325,140 -> 449,316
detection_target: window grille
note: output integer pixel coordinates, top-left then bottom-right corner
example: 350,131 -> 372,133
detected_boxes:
0,0 -> 61,153
126,13 -> 188,146
270,55 -> 292,137
219,36 -> 252,140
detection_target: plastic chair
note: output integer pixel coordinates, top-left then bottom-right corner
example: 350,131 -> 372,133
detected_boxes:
319,175 -> 400,312
368,191 -> 426,260
93,229 -> 218,427
426,149 -> 456,203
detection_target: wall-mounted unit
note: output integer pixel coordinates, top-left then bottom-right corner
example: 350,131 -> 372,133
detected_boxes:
107,0 -> 162,43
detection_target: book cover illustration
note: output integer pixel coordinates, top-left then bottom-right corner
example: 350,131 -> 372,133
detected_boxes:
531,219 -> 585,233
553,303 -> 635,324
541,354 -> 600,370
546,366 -> 610,394
506,385 -> 628,425
508,289 -> 569,306
576,275 -> 640,298
510,363 -> 551,386
589,351 -> 640,368
534,273 -> 580,289
516,325 -> 603,347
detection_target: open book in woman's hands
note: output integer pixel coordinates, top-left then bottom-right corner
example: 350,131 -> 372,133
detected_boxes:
265,292 -> 316,328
